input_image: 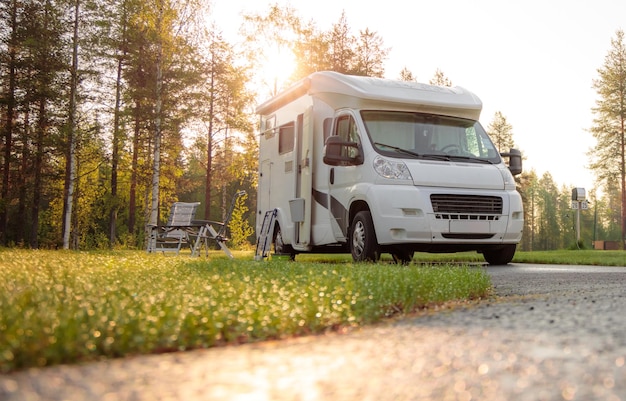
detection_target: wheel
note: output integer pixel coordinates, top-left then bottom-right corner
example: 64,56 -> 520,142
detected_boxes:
274,225 -> 295,260
391,248 -> 414,265
483,244 -> 516,265
350,211 -> 380,262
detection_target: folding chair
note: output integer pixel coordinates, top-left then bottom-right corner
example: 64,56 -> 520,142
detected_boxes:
147,202 -> 201,254
190,191 -> 246,258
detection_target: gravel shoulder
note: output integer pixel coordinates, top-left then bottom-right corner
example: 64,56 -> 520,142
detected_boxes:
2,264 -> 626,401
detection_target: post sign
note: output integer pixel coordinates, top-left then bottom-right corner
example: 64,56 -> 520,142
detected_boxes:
571,187 -> 586,201
571,187 -> 586,244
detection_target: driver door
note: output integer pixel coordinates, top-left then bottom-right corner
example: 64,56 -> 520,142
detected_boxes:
327,112 -> 363,241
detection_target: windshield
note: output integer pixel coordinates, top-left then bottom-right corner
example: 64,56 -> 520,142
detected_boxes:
361,111 -> 501,164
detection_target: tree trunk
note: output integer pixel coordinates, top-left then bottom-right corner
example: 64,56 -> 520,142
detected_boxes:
148,2 -> 164,238
32,99 -> 45,249
110,1 -> 131,247
204,67 -> 214,220
31,0 -> 55,249
1,0 -> 18,245
110,41 -> 126,246
18,106 -> 30,244
62,0 -> 80,249
621,116 -> 626,247
129,99 -> 140,236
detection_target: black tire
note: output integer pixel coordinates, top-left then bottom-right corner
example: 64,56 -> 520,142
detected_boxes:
391,248 -> 414,265
274,225 -> 295,260
350,211 -> 380,262
483,244 -> 516,265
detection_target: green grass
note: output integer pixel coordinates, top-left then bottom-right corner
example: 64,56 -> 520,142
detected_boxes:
0,249 -> 490,373
513,249 -> 626,266
406,249 -> 626,266
3,248 -> 621,373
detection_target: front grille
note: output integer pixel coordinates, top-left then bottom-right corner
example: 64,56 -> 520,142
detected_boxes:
431,194 -> 502,220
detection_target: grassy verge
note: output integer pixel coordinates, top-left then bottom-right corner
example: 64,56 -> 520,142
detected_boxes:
513,249 -> 626,266
0,249 -> 490,373
405,249 -> 625,266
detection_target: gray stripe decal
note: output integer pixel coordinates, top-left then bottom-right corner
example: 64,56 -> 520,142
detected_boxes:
312,188 -> 349,237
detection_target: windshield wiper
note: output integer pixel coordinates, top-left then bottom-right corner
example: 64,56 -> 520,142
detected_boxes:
419,153 -> 453,161
446,155 -> 495,164
374,142 -> 421,158
374,142 -> 493,163
375,142 -> 453,161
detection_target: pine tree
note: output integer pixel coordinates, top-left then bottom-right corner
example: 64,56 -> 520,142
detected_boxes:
327,11 -> 354,74
429,68 -> 452,87
191,29 -> 253,221
536,173 -> 559,250
0,0 -> 19,245
517,169 -> 538,251
291,22 -> 328,81
398,67 -> 417,82
106,0 -> 135,247
352,28 -> 388,77
61,0 -> 81,249
24,0 -> 67,248
588,29 -> 626,246
487,111 -> 515,153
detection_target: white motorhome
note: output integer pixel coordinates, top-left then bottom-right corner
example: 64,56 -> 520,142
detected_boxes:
256,71 -> 523,264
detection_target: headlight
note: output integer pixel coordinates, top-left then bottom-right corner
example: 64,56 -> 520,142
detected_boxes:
373,156 -> 413,180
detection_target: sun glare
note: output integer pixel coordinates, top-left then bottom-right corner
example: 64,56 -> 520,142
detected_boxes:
261,45 -> 296,97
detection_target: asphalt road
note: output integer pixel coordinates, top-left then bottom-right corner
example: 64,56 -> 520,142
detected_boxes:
2,263 -> 626,401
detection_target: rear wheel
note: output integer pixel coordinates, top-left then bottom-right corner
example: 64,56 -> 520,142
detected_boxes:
274,226 -> 295,260
483,244 -> 516,265
391,248 -> 414,265
350,211 -> 380,262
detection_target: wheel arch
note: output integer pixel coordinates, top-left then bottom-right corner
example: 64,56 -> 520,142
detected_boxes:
348,200 -> 377,244
348,200 -> 371,229
271,217 -> 296,256
269,208 -> 288,242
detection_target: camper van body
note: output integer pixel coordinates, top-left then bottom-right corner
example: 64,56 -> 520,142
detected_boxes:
256,71 -> 523,264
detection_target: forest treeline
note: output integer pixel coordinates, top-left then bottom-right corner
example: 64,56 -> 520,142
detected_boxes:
0,1 -> 624,251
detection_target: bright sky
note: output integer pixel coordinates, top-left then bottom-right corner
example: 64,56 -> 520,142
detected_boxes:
211,0 -> 626,192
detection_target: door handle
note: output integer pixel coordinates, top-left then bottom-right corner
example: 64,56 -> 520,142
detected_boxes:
330,168 -> 335,185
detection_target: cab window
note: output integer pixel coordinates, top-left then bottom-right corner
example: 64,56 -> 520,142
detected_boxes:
335,115 -> 360,159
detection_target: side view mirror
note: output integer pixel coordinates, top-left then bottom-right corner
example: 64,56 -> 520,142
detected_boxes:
500,148 -> 522,176
323,136 -> 364,166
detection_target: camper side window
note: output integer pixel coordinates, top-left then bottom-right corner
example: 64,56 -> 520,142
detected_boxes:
335,115 -> 360,159
278,122 -> 295,154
